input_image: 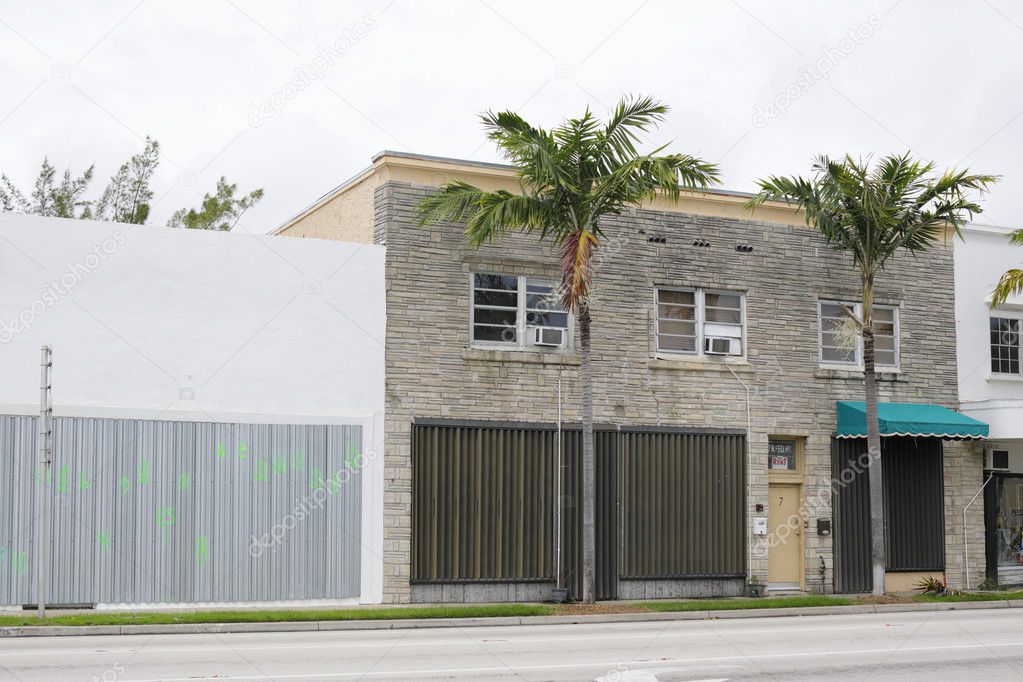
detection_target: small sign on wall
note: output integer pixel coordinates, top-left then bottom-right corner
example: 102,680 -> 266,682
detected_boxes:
753,517 -> 768,535
768,440 -> 797,470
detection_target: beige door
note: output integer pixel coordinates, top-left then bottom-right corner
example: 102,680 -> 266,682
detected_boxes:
768,483 -> 802,585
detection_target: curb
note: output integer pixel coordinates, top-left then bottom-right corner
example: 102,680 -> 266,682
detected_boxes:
0,600 -> 1017,638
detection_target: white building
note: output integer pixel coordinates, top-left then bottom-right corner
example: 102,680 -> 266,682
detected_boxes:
0,214 -> 385,606
955,222 -> 1023,586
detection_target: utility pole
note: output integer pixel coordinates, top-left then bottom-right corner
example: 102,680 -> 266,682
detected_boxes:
35,345 -> 52,618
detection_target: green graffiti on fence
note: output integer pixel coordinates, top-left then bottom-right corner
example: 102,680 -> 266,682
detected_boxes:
12,551 -> 27,575
178,473 -> 191,491
254,458 -> 269,483
196,535 -> 209,565
78,473 -> 90,491
58,465 -> 71,493
97,531 -> 111,553
138,459 -> 151,485
119,475 -> 130,494
273,456 -> 287,477
158,506 -> 175,545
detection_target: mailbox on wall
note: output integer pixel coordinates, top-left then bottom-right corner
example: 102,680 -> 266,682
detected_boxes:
753,517 -> 768,536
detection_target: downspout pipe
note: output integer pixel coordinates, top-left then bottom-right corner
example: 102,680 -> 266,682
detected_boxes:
963,470 -> 994,590
726,363 -> 753,584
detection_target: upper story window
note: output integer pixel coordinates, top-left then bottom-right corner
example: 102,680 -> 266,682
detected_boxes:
990,316 -> 1021,375
655,288 -> 745,357
471,273 -> 569,348
818,300 -> 899,369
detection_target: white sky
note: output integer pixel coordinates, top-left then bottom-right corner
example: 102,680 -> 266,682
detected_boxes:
1,0 -> 1021,234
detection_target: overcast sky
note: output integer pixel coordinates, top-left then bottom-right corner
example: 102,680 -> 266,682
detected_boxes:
2,0 -> 1021,234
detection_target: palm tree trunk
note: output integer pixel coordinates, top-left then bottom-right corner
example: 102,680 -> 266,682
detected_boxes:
579,303 -> 596,603
862,277 -> 886,596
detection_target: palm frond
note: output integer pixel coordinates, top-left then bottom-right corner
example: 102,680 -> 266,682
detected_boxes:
992,268 -> 1023,307
558,229 -> 598,311
749,153 -> 996,277
420,96 -> 719,307
599,95 -> 668,161
480,110 -> 572,191
416,180 -> 553,246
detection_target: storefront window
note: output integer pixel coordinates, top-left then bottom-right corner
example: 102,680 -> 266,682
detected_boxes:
995,477 -> 1023,584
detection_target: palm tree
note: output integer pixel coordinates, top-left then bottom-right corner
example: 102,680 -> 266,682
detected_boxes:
992,229 -> 1023,306
418,96 -> 719,602
747,154 -> 996,596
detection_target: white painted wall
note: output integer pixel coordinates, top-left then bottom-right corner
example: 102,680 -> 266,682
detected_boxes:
0,213 -> 385,602
955,223 -> 1023,442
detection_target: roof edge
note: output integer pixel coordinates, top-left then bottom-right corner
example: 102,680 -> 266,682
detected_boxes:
370,149 -> 765,201
273,149 -> 798,234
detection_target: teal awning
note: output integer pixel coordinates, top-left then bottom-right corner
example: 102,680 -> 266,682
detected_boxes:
835,401 -> 989,440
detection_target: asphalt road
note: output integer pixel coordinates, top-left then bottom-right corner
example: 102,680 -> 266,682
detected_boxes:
3,609 -> 1023,681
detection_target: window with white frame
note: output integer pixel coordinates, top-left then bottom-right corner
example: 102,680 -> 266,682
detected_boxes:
990,316 -> 1021,375
471,273 -> 569,348
655,288 -> 745,356
818,300 -> 900,369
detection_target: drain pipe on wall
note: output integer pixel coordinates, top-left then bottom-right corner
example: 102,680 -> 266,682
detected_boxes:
963,470 -> 994,590
556,374 -> 563,592
726,363 -> 753,584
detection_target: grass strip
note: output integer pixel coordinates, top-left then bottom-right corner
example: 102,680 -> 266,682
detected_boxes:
0,604 -> 552,628
914,590 -> 1023,603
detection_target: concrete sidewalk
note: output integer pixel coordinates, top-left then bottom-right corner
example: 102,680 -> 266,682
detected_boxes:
2,599 -> 1021,638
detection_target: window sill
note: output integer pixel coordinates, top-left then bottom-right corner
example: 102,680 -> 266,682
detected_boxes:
815,367 -> 902,381
987,373 -> 1023,383
648,355 -> 754,374
462,347 -> 580,366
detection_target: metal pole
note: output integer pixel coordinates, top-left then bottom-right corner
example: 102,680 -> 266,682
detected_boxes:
726,364 -> 753,585
963,471 -> 994,590
555,375 -> 562,589
35,345 -> 52,618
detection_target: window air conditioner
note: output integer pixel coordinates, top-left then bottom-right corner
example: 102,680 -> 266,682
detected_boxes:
986,449 -> 1010,472
705,336 -> 737,355
533,327 -> 565,347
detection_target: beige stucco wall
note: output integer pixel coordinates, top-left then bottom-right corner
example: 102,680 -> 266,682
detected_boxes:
276,172 -> 380,243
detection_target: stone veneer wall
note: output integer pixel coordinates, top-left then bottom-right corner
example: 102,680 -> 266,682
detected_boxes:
374,180 -> 980,604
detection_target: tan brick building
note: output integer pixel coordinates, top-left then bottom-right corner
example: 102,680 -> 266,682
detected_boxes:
277,151 -> 986,603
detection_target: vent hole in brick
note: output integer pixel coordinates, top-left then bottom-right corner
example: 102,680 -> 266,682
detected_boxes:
647,235 -> 667,244
735,243 -> 754,253
692,239 -> 711,248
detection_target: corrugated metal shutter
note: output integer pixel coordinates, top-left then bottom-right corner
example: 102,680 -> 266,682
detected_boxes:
412,421 -> 746,598
411,422 -> 556,582
619,430 -> 746,578
832,438 -> 872,594
884,438 -> 945,571
558,428 -> 618,600
832,437 -> 946,593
